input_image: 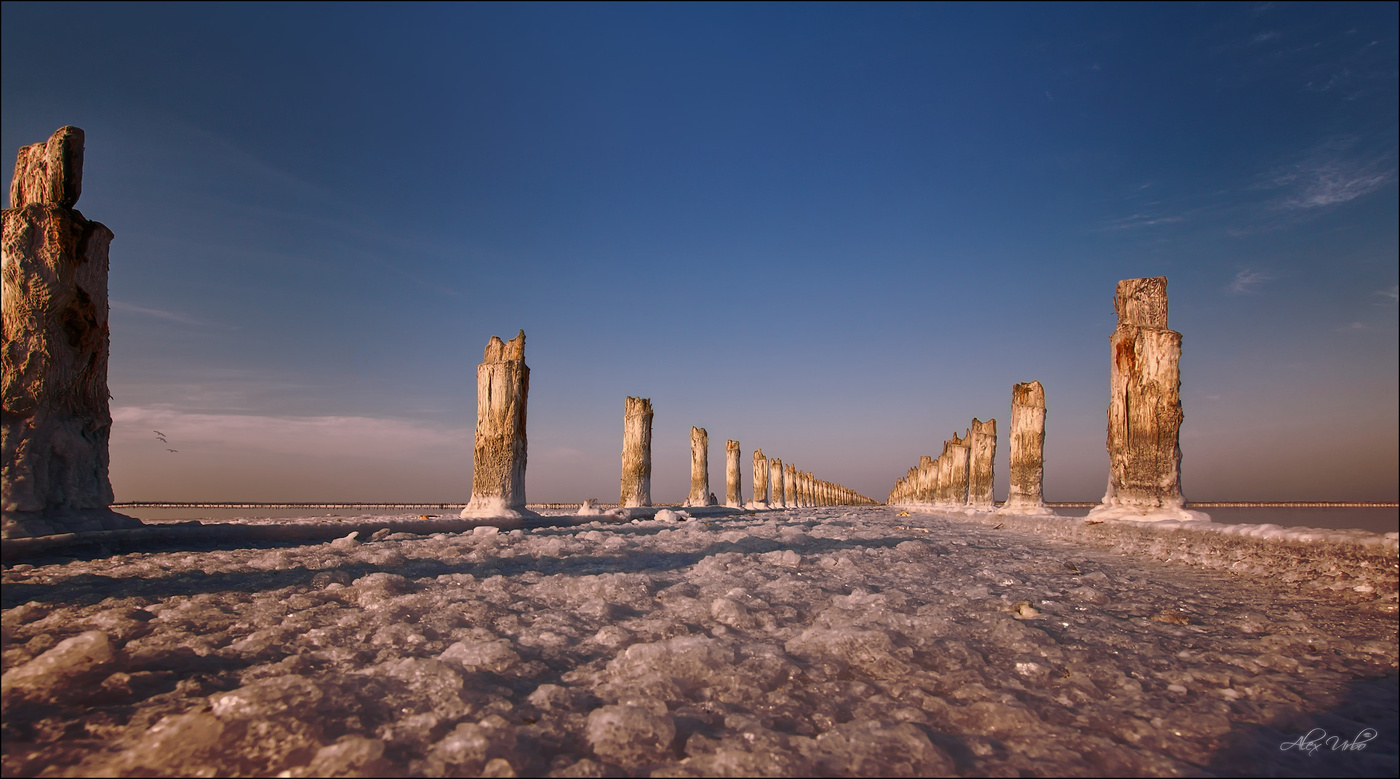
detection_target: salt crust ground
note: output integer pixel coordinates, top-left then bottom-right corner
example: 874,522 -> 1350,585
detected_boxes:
2,507 -> 1396,777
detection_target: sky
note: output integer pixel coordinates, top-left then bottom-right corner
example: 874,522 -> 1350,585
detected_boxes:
3,2 -> 1396,504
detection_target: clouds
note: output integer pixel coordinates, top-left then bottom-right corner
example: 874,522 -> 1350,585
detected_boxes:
1095,211 -> 1187,232
1227,269 -> 1273,295
1253,136 -> 1397,212
1279,156 -> 1396,210
111,405 -> 471,459
110,301 -> 222,328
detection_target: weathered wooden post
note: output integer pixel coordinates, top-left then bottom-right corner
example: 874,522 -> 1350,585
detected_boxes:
750,448 -> 769,508
725,440 -> 742,507
461,331 -> 538,518
967,418 -> 997,510
684,426 -> 714,506
999,381 -> 1053,515
620,397 -> 653,507
1089,278 -> 1206,521
3,127 -> 140,538
769,457 -> 785,508
946,432 -> 970,507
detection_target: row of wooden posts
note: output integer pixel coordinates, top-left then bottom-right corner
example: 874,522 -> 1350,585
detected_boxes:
458,331 -> 873,519
887,277 -> 1194,520
621,396 -> 875,509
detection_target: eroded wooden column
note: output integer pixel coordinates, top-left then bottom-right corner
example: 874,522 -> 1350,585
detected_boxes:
1090,278 -> 1204,521
769,457 -> 785,508
750,448 -> 769,508
946,432 -> 970,507
725,440 -> 742,507
461,331 -> 538,518
684,426 -> 713,506
967,418 -> 997,511
620,397 -> 653,507
3,127 -> 140,538
999,381 -> 1052,515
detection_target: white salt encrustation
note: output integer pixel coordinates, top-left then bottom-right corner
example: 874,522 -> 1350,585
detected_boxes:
2,127 -> 140,538
999,381 -> 1054,515
620,397 -> 653,508
1089,277 -> 1208,522
461,331 -> 539,519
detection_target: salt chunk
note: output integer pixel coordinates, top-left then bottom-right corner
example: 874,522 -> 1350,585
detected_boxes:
526,683 -> 574,711
428,722 -> 491,775
607,636 -> 734,693
439,638 -> 521,674
1,630 -> 121,706
654,509 -> 687,523
304,736 -> 388,777
585,703 -> 676,767
784,628 -> 910,679
330,531 -> 360,549
760,549 -> 802,567
473,525 -> 501,536
117,711 -> 227,773
710,598 -> 755,630
814,720 -> 955,777
1068,586 -> 1106,603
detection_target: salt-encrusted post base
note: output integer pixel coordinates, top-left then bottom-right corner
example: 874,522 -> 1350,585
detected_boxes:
996,501 -> 1058,517
459,497 -> 541,520
2,508 -> 141,540
1085,500 -> 1210,523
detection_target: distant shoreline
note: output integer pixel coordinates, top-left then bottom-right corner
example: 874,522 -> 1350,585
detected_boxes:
111,500 -> 1400,509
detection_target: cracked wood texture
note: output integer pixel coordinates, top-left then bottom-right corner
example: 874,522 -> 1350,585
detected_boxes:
1103,277 -> 1186,509
620,397 -> 653,507
461,331 -> 530,517
2,127 -> 127,535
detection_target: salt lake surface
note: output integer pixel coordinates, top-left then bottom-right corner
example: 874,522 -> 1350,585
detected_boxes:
117,505 -> 1400,535
3,507 -> 1396,777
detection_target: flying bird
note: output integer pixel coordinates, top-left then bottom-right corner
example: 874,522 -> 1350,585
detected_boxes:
166,449 -> 179,453
154,430 -> 168,443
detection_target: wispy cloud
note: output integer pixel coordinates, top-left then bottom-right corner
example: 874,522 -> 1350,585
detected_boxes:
1227,269 -> 1273,295
1280,158 -> 1395,209
1094,212 -> 1187,232
111,405 -> 471,459
110,301 -> 218,328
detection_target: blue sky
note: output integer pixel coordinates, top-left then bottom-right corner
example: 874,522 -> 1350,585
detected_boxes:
4,2 -> 1396,502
